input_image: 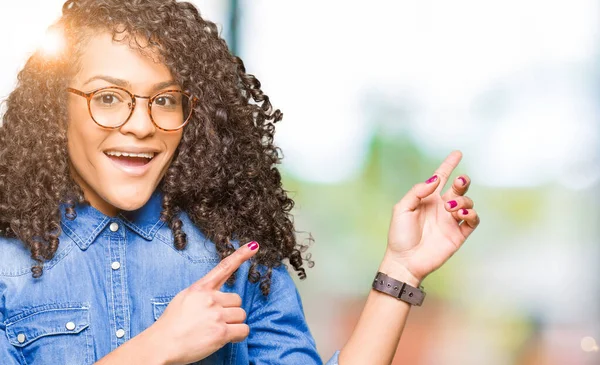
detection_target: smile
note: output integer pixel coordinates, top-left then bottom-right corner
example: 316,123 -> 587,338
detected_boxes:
103,149 -> 159,176
105,151 -> 155,159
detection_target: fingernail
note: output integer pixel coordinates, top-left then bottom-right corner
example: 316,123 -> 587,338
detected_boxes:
448,200 -> 458,209
458,177 -> 467,186
248,241 -> 259,250
426,175 -> 438,184
461,209 -> 468,215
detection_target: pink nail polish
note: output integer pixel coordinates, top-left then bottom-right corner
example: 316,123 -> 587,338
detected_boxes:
248,241 -> 259,250
426,175 -> 438,184
448,200 -> 458,209
461,209 -> 468,215
458,177 -> 467,186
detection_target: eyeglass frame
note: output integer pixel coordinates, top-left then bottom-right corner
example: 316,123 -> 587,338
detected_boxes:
66,86 -> 199,132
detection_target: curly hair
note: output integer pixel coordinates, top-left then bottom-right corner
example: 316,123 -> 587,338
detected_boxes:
0,0 -> 311,296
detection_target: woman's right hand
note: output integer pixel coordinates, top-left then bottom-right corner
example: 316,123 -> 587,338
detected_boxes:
150,241 -> 260,365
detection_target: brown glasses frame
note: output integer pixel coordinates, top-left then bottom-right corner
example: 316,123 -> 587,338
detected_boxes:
66,86 -> 199,131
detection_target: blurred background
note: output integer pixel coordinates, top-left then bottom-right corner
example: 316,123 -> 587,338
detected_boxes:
1,1 -> 599,364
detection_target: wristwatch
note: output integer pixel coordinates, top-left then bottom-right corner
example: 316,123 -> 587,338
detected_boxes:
372,271 -> 426,306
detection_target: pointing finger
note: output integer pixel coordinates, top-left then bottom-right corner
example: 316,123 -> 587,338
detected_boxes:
433,150 -> 463,194
189,241 -> 259,291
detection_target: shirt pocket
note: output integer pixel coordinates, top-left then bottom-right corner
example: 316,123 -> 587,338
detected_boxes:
151,296 -> 237,365
5,304 -> 93,365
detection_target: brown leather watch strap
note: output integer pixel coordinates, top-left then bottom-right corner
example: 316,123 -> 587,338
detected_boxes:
372,271 -> 426,306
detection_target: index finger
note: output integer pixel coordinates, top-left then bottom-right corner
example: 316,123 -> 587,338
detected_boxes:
433,150 -> 463,193
189,241 -> 259,291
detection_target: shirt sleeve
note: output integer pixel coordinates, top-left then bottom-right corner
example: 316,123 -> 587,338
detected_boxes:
246,264 -> 340,365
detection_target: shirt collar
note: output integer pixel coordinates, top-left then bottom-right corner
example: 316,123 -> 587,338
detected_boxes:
60,189 -> 166,250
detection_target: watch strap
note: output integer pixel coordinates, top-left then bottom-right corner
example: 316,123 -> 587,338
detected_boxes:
372,271 -> 426,306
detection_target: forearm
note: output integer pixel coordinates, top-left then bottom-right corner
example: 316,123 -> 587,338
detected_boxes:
338,255 -> 421,365
94,325 -> 170,365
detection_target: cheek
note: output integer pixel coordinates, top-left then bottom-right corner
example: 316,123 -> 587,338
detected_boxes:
67,106 -> 84,160
157,132 -> 183,175
66,104 -> 104,167
164,131 -> 183,156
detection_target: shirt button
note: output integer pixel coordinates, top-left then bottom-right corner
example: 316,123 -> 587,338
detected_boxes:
65,321 -> 76,331
109,222 -> 119,232
17,333 -> 25,343
116,329 -> 125,338
111,261 -> 121,270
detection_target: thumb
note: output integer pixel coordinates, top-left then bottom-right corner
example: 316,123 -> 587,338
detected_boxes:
397,175 -> 440,212
189,241 -> 259,291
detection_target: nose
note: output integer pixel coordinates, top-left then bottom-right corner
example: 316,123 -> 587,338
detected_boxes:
118,96 -> 156,138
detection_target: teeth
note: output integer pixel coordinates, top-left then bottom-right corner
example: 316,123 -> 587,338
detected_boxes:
105,151 -> 155,159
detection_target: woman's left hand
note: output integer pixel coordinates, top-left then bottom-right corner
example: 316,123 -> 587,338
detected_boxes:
382,150 -> 480,286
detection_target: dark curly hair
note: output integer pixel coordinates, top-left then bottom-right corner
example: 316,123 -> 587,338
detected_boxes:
0,0 -> 311,296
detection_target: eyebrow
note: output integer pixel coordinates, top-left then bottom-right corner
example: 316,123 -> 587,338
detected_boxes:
81,75 -> 179,91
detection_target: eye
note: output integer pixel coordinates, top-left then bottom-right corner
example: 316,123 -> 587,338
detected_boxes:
101,94 -> 116,104
93,92 -> 124,106
154,95 -> 177,107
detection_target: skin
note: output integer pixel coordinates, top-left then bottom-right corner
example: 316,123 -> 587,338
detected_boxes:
339,150 -> 481,365
67,32 -> 183,217
62,21 -> 481,365
96,151 -> 481,365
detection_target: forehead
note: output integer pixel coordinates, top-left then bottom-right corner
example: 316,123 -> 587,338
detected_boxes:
74,32 -> 173,89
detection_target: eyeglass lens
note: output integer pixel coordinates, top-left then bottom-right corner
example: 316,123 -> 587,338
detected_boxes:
90,88 -> 192,129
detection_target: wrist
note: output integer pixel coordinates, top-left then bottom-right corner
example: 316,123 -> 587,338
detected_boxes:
378,253 -> 422,287
137,324 -> 174,365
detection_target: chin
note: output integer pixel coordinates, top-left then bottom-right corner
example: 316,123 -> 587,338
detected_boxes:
114,198 -> 149,212
106,185 -> 156,212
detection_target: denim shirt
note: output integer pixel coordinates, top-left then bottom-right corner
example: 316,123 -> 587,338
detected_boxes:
0,189 -> 340,364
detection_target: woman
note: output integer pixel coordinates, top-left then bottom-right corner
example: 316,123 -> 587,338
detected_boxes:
0,0 -> 480,364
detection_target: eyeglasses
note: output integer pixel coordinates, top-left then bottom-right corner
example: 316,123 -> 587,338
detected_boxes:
66,86 -> 199,131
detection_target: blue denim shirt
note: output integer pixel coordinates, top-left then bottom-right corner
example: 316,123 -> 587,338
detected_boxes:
0,189 -> 340,364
